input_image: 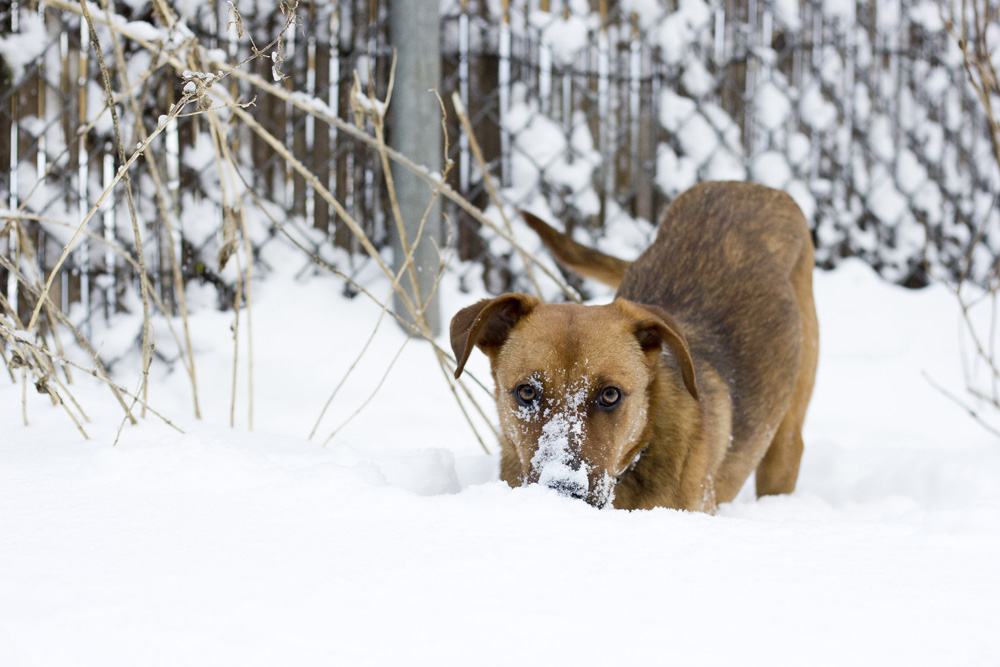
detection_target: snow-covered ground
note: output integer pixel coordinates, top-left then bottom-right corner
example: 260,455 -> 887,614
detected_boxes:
2,257 -> 999,666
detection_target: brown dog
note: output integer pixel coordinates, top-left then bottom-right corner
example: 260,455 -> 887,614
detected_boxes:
450,181 -> 818,511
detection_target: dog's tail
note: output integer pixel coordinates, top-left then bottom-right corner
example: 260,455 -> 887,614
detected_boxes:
519,211 -> 632,289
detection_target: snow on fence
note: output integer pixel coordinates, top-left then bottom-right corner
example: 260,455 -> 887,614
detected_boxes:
439,0 -> 999,294
1,0 -> 998,338
2,0 -> 396,339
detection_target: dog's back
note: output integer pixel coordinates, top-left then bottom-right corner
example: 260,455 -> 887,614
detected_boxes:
620,182 -> 817,500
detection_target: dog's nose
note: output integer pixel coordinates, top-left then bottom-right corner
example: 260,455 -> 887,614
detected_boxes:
545,479 -> 589,501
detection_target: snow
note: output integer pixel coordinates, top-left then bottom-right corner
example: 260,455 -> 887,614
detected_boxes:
0,11 -> 48,85
529,9 -> 592,66
897,148 -> 929,195
651,0 -> 714,65
351,89 -> 387,116
659,91 -> 745,182
3,248 -> 1000,665
869,174 -> 912,225
659,88 -> 698,133
876,0 -> 903,31
703,147 -> 746,181
773,0 -> 802,31
3,0 -> 1000,661
786,179 -> 818,221
823,0 -> 857,22
801,83 -> 838,132
526,376 -> 592,496
788,132 -> 812,166
756,80 -> 793,131
909,0 -> 946,31
502,88 -> 600,213
656,144 -> 699,195
680,54 -> 714,98
752,151 -> 794,189
123,19 -> 169,45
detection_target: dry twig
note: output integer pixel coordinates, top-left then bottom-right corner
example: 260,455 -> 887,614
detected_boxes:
933,0 -> 1000,437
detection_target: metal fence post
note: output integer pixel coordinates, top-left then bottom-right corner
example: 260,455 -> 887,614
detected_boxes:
388,0 -> 442,337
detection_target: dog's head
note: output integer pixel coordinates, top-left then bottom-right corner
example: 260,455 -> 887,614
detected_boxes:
451,295 -> 699,508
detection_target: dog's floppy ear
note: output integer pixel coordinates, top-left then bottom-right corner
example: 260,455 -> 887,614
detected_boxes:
450,293 -> 540,379
617,300 -> 699,401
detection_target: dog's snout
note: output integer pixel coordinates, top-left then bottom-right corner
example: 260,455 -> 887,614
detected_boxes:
545,479 -> 589,500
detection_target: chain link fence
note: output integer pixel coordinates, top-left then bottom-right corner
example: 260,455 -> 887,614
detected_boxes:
441,0 -> 999,294
2,0 -> 998,341
1,0 -> 397,338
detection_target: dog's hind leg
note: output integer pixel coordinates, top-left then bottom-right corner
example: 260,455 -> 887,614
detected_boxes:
755,414 -> 806,496
756,264 -> 819,497
755,352 -> 816,496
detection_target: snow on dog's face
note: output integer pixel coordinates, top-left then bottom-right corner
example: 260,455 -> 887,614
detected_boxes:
450,296 -> 699,508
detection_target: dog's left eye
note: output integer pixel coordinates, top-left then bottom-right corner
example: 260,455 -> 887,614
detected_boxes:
515,384 -> 538,406
598,387 -> 622,408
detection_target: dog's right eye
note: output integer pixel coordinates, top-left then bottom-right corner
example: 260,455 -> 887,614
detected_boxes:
515,384 -> 538,405
598,386 -> 622,408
